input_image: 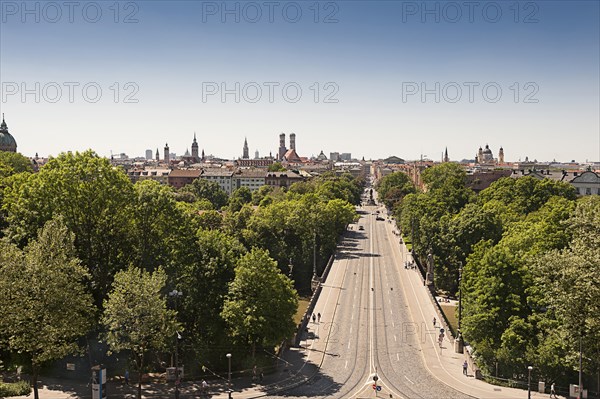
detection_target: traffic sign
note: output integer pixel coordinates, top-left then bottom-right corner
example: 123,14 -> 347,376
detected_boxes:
373,375 -> 379,382
376,386 -> 382,391
372,384 -> 377,390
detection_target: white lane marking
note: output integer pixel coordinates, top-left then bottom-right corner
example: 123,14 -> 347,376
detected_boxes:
405,375 -> 415,385
348,340 -> 351,349
350,326 -> 353,334
397,353 -> 400,361
345,360 -> 348,369
394,335 -> 397,342
390,309 -> 393,315
392,321 -> 395,327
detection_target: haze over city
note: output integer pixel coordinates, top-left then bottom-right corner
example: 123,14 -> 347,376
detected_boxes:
1,1 -> 599,162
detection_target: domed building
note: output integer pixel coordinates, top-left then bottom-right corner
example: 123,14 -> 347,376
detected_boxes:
476,144 -> 496,164
0,114 -> 17,153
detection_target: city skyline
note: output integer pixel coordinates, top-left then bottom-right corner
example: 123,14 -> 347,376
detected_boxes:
1,1 -> 599,162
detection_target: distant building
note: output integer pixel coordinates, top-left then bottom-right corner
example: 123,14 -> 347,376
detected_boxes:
242,137 -> 249,159
316,150 -> 327,161
569,170 -> 600,195
168,169 -> 202,189
475,144 -> 503,165
340,153 -> 352,161
201,169 -> 234,195
237,158 -> 274,168
330,152 -> 340,162
192,133 -> 200,162
265,170 -> 303,189
164,143 -> 170,164
465,170 -> 512,193
145,149 -> 153,160
0,114 -> 17,153
128,168 -> 170,185
233,169 -> 266,192
278,133 -> 287,161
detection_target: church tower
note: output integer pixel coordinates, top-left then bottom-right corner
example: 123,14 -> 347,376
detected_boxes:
443,147 -> 449,163
477,146 -> 484,164
164,143 -> 170,164
191,133 -> 199,162
243,137 -> 249,159
278,133 -> 287,161
499,146 -> 504,164
155,148 -> 159,161
289,133 -> 296,151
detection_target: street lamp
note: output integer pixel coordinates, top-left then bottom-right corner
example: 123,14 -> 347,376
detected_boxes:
455,264 -> 464,354
458,264 -> 463,331
527,365 -> 533,399
169,290 -> 183,399
226,353 -> 232,398
311,231 -> 321,292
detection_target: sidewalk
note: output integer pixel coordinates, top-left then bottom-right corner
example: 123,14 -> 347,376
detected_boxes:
385,221 -> 566,399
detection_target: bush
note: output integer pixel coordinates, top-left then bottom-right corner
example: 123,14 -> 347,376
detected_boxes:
0,380 -> 31,397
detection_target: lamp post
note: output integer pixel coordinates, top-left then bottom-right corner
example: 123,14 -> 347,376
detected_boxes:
458,264 -> 463,330
455,264 -> 464,353
169,289 -> 183,399
527,365 -> 533,399
578,334 -> 583,399
226,353 -> 232,398
311,231 -> 320,292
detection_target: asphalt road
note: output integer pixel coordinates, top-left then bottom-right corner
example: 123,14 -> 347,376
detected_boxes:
270,203 -> 472,399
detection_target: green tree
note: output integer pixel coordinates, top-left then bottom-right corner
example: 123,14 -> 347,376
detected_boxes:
131,180 -> 181,271
102,266 -> 179,399
0,151 -> 33,177
221,248 -> 298,357
534,196 -> 600,382
178,230 -> 246,361
268,162 -> 286,172
181,179 -> 229,209
0,218 -> 94,399
251,185 -> 274,205
228,187 -> 253,212
478,176 -> 576,215
2,151 -> 134,305
197,210 -> 224,230
376,171 -> 415,209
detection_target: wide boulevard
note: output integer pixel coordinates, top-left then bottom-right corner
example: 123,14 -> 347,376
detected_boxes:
272,200 -> 473,399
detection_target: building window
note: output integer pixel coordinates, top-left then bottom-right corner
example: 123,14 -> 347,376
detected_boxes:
586,187 -> 592,195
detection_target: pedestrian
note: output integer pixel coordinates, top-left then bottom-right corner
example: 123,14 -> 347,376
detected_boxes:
550,382 -> 556,398
317,313 -> 321,323
260,370 -> 264,382
252,365 -> 257,382
312,313 -> 316,323
124,369 -> 129,385
433,317 -> 436,327
462,360 -> 468,376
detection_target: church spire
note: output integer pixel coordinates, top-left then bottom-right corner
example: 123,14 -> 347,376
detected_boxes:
243,137 -> 249,159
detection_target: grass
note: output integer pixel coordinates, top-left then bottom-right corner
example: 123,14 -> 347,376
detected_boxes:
294,297 -> 311,325
0,380 -> 31,397
439,303 -> 459,335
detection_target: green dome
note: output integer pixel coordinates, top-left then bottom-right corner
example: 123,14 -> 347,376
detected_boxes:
0,115 -> 17,152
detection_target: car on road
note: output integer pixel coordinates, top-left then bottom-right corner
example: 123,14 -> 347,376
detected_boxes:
359,225 -> 364,230
376,216 -> 384,221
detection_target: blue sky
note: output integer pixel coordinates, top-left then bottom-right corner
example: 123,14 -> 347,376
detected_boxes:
1,0 -> 599,162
